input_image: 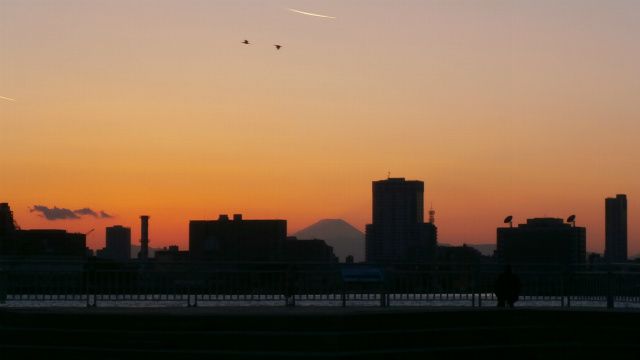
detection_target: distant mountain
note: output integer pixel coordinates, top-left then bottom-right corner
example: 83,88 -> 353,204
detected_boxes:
293,219 -> 365,262
466,244 -> 496,257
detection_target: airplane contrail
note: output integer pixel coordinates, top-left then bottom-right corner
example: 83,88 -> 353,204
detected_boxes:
0,96 -> 16,102
287,8 -> 336,19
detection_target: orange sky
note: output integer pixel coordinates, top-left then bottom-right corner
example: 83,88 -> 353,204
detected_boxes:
1,1 -> 639,255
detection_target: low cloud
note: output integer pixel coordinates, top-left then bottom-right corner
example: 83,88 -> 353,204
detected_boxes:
31,205 -> 115,220
74,208 -> 99,217
31,205 -> 80,220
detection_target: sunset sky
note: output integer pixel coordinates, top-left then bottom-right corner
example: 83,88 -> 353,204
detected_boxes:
1,0 -> 639,255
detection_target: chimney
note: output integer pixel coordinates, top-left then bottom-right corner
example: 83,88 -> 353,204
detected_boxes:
233,214 -> 243,221
218,214 -> 229,221
140,215 -> 149,261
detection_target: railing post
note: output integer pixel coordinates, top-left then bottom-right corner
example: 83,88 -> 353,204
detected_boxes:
380,268 -> 389,308
560,272 -> 565,308
606,269 -> 615,309
341,279 -> 347,307
86,268 -> 97,308
284,267 -> 296,307
188,293 -> 197,307
471,264 -> 478,308
0,268 -> 6,304
477,264 -> 483,308
565,269 -> 571,308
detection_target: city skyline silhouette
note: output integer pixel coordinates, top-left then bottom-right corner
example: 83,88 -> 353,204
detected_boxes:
3,2 -> 640,358
1,187 -> 635,264
3,187 -> 636,258
2,1 -> 640,258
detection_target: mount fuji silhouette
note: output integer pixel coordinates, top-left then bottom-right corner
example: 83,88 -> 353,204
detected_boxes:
293,219 -> 364,262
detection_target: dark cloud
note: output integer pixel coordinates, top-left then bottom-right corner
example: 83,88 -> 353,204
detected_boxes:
30,205 -> 80,220
30,205 -> 115,220
74,208 -> 99,217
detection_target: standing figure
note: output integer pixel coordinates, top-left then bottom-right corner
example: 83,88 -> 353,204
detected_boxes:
494,265 -> 521,308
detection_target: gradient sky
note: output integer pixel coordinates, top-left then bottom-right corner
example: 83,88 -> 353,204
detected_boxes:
1,0 -> 639,255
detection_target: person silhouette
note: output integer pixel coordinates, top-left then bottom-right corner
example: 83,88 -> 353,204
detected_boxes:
494,265 -> 521,308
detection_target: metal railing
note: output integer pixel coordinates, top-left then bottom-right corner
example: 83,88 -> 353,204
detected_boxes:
1,260 -> 639,308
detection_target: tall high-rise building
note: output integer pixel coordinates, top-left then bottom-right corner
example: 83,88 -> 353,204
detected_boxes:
104,225 -> 131,262
365,178 -> 437,263
605,194 -> 627,262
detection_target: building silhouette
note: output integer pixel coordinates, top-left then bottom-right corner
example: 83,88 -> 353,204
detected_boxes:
605,194 -> 627,262
0,203 -> 86,258
96,225 -> 131,262
12,230 -> 86,258
155,245 -> 189,262
0,203 -> 17,253
139,215 -> 150,261
189,214 -> 287,261
437,244 -> 484,265
365,178 -> 437,263
283,237 -> 338,263
496,218 -> 586,265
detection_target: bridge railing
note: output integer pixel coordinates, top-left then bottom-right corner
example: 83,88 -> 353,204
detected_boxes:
1,260 -> 639,307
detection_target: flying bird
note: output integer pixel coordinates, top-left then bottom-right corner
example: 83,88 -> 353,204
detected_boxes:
0,96 -> 16,102
242,40 -> 250,44
287,8 -> 336,19
274,45 -> 282,50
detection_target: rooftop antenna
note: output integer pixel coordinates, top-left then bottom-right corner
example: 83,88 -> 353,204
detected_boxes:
428,204 -> 436,224
504,215 -> 513,228
387,171 -> 391,179
567,215 -> 576,227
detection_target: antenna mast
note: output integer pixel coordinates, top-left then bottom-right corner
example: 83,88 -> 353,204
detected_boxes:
428,204 -> 435,224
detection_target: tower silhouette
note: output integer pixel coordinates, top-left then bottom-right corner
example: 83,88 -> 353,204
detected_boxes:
365,178 -> 437,263
140,215 -> 150,261
605,195 -> 627,262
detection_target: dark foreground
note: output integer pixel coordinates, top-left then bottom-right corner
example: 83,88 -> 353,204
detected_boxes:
1,307 -> 639,359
